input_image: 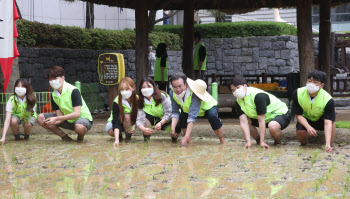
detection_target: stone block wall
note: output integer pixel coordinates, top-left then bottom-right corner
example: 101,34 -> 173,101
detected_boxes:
201,36 -> 301,76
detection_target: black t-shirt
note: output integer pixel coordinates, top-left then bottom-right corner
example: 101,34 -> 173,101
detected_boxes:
291,90 -> 335,121
51,89 -> 82,111
112,101 -> 122,131
160,55 -> 166,68
198,46 -> 206,62
236,93 -> 270,117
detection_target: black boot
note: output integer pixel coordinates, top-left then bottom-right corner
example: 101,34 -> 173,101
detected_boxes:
24,134 -> 30,140
171,137 -> 178,143
125,133 -> 132,142
14,134 -> 20,140
144,135 -> 151,142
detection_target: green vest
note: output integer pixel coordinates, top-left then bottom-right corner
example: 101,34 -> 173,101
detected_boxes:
107,96 -> 133,122
154,57 -> 168,81
143,93 -> 169,119
172,89 -> 217,117
9,96 -> 37,119
237,87 -> 288,122
52,82 -> 92,123
297,87 -> 332,122
193,42 -> 207,71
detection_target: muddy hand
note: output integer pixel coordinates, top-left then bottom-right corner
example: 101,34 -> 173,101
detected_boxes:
113,140 -> 119,147
245,142 -> 251,149
128,125 -> 136,134
143,128 -> 154,135
0,138 -> 5,145
325,145 -> 332,152
307,126 -> 317,137
154,122 -> 162,131
260,142 -> 270,149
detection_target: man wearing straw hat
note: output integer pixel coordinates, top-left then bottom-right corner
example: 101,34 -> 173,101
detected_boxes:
169,72 -> 225,147
229,76 -> 291,149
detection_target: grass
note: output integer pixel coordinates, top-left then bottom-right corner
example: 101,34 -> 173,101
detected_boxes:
335,121 -> 350,129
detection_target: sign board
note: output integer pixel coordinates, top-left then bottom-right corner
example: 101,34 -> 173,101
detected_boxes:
98,53 -> 125,85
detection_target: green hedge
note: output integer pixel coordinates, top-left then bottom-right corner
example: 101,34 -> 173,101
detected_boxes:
17,20 -> 181,50
153,21 -> 297,38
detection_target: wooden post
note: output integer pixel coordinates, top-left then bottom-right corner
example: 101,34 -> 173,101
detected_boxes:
319,0 -> 331,92
330,32 -> 335,69
182,0 -> 194,79
262,73 -> 268,83
109,85 -> 118,109
297,0 -> 314,87
135,0 -> 148,89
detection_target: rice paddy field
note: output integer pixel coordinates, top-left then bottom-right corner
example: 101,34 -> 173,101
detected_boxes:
0,135 -> 350,198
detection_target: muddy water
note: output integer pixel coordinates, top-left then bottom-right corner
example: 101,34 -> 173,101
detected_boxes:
0,135 -> 350,198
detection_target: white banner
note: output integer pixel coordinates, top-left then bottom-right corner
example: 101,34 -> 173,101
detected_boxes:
0,0 -> 14,58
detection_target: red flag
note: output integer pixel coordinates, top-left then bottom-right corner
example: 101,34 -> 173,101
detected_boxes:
0,0 -> 20,93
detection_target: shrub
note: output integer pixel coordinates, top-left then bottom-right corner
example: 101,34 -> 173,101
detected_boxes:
153,21 -> 297,38
16,20 -> 180,50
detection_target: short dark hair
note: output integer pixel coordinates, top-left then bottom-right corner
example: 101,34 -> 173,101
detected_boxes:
170,72 -> 187,85
47,66 -> 65,79
307,70 -> 327,84
194,32 -> 201,40
229,76 -> 247,88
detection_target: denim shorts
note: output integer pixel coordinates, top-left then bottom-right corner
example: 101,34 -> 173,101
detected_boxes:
177,106 -> 222,131
43,113 -> 93,131
11,115 -> 35,126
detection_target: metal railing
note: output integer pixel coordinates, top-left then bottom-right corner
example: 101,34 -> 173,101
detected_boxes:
0,92 -> 52,128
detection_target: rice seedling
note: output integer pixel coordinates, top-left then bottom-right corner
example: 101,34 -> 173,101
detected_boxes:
329,161 -> 335,173
35,188 -> 43,199
99,184 -> 109,195
313,182 -> 319,197
50,161 -> 55,168
297,149 -> 302,157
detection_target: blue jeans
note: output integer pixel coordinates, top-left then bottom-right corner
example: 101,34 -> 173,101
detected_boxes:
178,106 -> 222,130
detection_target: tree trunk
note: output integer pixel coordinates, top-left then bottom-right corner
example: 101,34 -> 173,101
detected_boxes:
297,0 -> 314,87
148,10 -> 157,32
182,0 -> 194,79
319,0 -> 331,92
85,2 -> 94,29
135,0 -> 148,88
215,16 -> 225,22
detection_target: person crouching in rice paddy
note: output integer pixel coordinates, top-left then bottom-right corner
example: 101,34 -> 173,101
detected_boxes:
37,66 -> 93,142
136,77 -> 175,142
1,79 -> 37,144
291,70 -> 335,152
229,76 -> 291,149
105,77 -> 138,146
169,72 -> 225,147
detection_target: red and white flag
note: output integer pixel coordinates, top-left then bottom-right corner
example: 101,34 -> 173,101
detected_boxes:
0,0 -> 19,92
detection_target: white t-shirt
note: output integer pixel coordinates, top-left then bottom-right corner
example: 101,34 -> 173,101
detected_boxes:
6,96 -> 36,113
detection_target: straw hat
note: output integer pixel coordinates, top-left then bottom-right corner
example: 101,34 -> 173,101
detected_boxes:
186,78 -> 213,103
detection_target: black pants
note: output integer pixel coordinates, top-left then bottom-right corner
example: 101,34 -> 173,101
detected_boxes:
155,81 -> 167,92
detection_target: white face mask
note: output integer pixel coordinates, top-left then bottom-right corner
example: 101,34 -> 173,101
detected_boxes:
176,90 -> 186,100
306,83 -> 320,94
121,90 -> 132,99
15,87 -> 26,97
141,88 -> 154,97
49,79 -> 62,90
233,87 -> 246,99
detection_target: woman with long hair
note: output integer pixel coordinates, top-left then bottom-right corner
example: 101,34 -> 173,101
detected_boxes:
105,77 -> 138,146
154,43 -> 168,91
1,79 -> 37,144
136,77 -> 174,142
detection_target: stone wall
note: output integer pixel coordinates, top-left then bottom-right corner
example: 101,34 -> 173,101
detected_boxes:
200,36 -> 301,76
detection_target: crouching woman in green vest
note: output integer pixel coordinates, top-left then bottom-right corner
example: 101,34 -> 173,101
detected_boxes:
230,77 -> 291,149
1,79 -> 37,145
37,66 -> 93,142
291,70 -> 335,152
105,77 -> 138,146
136,77 -> 173,142
170,72 -> 225,147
